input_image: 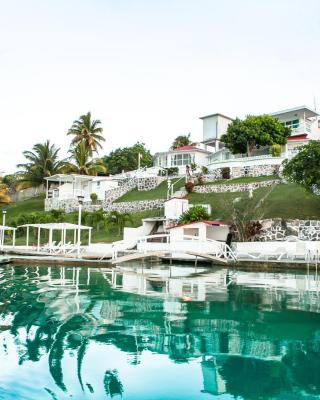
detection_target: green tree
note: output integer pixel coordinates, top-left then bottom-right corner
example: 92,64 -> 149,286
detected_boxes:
17,140 -> 67,188
171,133 -> 192,150
179,205 -> 210,224
67,112 -> 105,154
103,142 -> 153,175
221,115 -> 290,156
65,143 -> 107,175
283,140 -> 320,193
105,211 -> 133,234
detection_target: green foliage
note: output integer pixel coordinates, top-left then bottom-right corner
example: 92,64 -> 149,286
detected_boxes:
221,115 -> 290,156
90,193 -> 98,204
161,167 -> 179,176
222,167 -> 231,180
65,143 -> 107,175
201,166 -> 209,175
270,144 -> 282,157
179,205 -> 210,224
103,142 -> 153,175
283,140 -> 320,192
185,181 -> 195,193
104,211 -> 133,234
171,133 -> 192,150
67,112 -> 105,154
17,140 -> 67,188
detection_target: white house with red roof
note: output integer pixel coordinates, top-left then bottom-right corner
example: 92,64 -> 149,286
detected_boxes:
270,105 -> 320,158
154,143 -> 213,174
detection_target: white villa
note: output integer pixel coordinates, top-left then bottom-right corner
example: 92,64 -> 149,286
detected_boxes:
154,105 -> 320,175
45,174 -> 119,202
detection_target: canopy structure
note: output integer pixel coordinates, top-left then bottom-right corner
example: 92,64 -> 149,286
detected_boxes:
18,222 -> 93,254
0,225 -> 17,249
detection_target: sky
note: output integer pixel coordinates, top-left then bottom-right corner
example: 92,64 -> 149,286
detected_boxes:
0,0 -> 319,174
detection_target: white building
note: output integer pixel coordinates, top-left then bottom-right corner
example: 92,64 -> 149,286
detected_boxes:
200,113 -> 234,151
45,174 -> 119,202
154,144 -> 213,174
270,105 -> 320,158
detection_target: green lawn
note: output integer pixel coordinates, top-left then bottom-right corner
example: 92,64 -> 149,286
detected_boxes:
0,195 -> 45,218
1,182 -> 319,244
188,183 -> 320,221
115,178 -> 182,202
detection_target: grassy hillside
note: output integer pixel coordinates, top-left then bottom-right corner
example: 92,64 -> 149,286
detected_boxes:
115,178 -> 181,202
1,180 -> 319,243
188,183 -> 320,221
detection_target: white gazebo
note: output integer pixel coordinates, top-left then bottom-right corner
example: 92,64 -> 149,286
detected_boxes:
18,223 -> 93,254
0,225 -> 16,249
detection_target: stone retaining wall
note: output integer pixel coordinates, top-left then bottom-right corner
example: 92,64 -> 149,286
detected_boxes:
204,164 -> 280,181
104,199 -> 165,213
258,219 -> 320,241
194,179 -> 281,194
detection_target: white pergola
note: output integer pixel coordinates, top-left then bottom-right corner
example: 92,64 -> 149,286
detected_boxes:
18,222 -> 93,253
0,225 -> 16,249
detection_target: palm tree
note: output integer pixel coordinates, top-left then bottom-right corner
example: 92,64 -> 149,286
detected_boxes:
17,141 -> 67,188
67,112 -> 105,154
65,143 -> 107,176
105,211 -> 133,235
0,181 -> 11,204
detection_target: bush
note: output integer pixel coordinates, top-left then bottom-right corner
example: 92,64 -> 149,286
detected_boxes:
160,167 -> 179,176
185,181 -> 195,193
90,192 -> 98,204
179,205 -> 210,224
222,167 -> 231,180
269,144 -> 282,157
201,166 -> 209,175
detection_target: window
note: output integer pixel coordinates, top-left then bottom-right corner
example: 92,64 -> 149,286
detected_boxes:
156,156 -> 167,167
97,181 -> 100,188
171,153 -> 193,166
283,119 -> 300,129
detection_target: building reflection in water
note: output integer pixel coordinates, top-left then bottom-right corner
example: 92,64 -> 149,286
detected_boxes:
0,263 -> 319,399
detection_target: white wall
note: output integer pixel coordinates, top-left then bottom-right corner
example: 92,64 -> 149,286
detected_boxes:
208,155 -> 284,170
91,179 -> 118,201
165,198 -> 189,219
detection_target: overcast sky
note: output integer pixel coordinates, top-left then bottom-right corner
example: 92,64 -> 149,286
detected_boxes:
0,0 -> 319,174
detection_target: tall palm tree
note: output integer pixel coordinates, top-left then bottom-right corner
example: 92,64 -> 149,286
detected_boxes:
67,112 -> 105,154
17,141 -> 67,188
65,143 -> 107,176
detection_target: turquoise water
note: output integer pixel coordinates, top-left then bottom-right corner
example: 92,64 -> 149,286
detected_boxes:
0,263 -> 320,399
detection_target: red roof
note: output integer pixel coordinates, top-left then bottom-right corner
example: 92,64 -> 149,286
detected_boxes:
288,134 -> 308,141
175,145 -> 197,151
169,220 -> 227,229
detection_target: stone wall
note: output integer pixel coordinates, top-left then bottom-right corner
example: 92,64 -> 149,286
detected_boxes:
104,199 -> 165,214
204,164 -> 280,181
193,179 -> 281,194
258,219 -> 320,241
45,197 -> 165,214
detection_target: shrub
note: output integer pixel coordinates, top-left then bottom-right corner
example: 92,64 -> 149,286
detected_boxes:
90,192 -> 98,204
179,205 -> 210,224
222,167 -> 231,180
201,166 -> 209,175
160,167 -> 179,176
185,181 -> 195,193
269,144 -> 282,157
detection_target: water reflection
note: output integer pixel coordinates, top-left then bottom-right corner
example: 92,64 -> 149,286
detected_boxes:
0,263 -> 319,399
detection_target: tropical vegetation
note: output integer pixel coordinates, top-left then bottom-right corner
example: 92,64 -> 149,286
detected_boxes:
67,112 -> 105,154
179,205 -> 210,224
171,133 -> 192,150
65,143 -> 107,175
283,140 -> 320,193
221,115 -> 290,156
17,140 -> 67,188
103,142 -> 153,175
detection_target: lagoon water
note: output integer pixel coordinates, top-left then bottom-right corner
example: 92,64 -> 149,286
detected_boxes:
0,263 -> 319,399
